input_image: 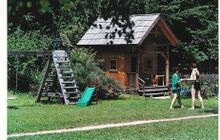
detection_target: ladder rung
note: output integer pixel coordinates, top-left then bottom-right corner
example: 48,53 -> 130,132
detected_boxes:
46,80 -> 54,82
61,76 -> 73,79
66,91 -> 78,94
68,102 -> 77,105
62,71 -> 73,74
55,60 -> 70,63
69,97 -> 79,99
57,66 -> 72,68
48,74 -> 56,77
53,56 -> 68,58
64,86 -> 77,89
62,81 -> 75,84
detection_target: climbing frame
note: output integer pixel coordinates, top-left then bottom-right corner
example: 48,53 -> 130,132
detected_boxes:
36,50 -> 80,105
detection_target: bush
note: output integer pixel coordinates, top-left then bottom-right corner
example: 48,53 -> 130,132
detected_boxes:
199,74 -> 218,98
70,48 -> 123,99
179,74 -> 218,98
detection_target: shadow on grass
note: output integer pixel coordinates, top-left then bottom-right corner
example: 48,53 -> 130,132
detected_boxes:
7,106 -> 19,110
201,106 -> 218,114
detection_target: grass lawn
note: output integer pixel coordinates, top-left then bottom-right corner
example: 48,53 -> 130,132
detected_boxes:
8,117 -> 218,140
8,92 -> 218,135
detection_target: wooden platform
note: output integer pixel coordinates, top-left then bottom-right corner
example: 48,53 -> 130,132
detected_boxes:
138,86 -> 169,97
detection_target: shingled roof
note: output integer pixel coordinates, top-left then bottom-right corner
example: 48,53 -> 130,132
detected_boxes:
77,13 -> 178,46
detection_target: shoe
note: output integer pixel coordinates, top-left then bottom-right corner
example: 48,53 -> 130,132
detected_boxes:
189,108 -> 194,110
170,107 -> 174,109
181,105 -> 185,109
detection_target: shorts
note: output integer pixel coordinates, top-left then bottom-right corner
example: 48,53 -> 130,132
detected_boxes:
172,88 -> 181,94
193,81 -> 201,90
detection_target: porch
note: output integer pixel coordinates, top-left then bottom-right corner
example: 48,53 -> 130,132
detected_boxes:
126,45 -> 170,96
126,73 -> 169,96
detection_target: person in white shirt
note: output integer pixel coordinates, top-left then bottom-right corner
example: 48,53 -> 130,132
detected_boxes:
182,63 -> 204,110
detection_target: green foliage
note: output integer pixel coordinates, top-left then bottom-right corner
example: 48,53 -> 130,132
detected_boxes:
70,48 -> 122,99
8,0 -> 218,65
8,26 -> 52,51
199,74 -> 218,98
145,0 -> 218,65
8,27 -> 51,91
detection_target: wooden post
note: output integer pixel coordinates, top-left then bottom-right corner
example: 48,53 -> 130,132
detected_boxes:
136,48 -> 141,90
161,46 -> 169,86
165,46 -> 169,86
94,79 -> 98,103
36,57 -> 52,102
15,56 -> 18,94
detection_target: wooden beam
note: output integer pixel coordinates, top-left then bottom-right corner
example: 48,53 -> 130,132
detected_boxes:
160,47 -> 169,86
166,46 -> 169,86
36,57 -> 52,102
157,19 -> 179,47
8,51 -> 53,56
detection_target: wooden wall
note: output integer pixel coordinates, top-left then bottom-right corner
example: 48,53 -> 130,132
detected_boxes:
96,48 -> 130,88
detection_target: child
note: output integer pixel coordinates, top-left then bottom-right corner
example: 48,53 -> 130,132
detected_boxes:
170,67 -> 184,109
152,74 -> 158,87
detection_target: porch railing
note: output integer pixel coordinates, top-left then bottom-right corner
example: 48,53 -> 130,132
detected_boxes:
138,76 -> 145,95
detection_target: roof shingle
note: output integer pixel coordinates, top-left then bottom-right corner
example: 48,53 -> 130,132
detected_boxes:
77,13 -> 161,46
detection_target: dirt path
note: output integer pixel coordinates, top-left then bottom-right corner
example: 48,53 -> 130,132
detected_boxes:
8,114 -> 218,138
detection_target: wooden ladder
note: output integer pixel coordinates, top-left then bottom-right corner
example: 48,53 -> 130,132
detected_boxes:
36,50 -> 80,105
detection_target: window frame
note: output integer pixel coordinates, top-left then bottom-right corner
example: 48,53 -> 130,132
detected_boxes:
109,59 -> 117,71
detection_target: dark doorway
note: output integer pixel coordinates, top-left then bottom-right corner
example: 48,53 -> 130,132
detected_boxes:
157,55 -> 165,75
131,56 -> 137,72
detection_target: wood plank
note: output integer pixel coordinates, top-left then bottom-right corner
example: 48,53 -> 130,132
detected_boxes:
139,88 -> 168,93
158,18 -> 178,47
64,86 -> 77,89
66,91 -> 78,94
55,60 -> 70,63
62,81 -> 76,84
8,51 -> 52,56
36,57 -> 52,102
144,92 -> 165,96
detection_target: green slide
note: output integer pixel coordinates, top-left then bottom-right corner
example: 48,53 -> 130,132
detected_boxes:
77,87 -> 96,107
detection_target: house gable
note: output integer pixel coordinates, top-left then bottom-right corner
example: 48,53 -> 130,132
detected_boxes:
77,13 -> 179,47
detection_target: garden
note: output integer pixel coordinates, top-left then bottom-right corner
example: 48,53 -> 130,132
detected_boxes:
7,0 -> 218,140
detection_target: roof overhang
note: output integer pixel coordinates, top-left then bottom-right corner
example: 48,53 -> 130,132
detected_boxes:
77,14 -> 179,47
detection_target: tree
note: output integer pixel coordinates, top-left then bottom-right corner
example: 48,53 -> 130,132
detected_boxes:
144,0 -> 218,72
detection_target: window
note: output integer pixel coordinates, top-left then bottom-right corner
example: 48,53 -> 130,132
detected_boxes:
109,59 -> 117,71
97,58 -> 105,71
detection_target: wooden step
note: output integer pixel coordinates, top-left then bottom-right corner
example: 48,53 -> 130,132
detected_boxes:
42,92 -> 58,97
61,76 -> 73,79
61,71 -> 73,74
57,66 -> 72,68
139,87 -> 168,93
62,81 -> 75,84
144,92 -> 166,96
68,102 -> 77,105
46,79 -> 54,82
64,86 -> 77,89
69,96 -> 79,99
55,60 -> 70,63
48,74 -> 56,77
66,91 -> 78,94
